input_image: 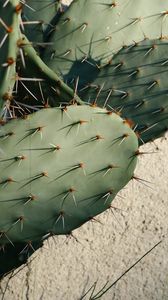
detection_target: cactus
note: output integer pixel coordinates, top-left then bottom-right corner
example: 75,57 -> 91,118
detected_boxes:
0,0 -> 83,119
0,105 -> 138,243
15,35 -> 84,115
0,0 -> 22,118
42,0 -> 168,79
78,39 -> 168,144
22,0 -> 65,48
0,104 -> 138,276
0,0 -> 168,282
41,0 -> 168,143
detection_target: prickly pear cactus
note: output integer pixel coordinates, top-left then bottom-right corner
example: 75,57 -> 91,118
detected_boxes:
42,0 -> 168,79
0,105 -> 138,245
15,35 -> 83,114
78,39 -> 168,144
39,0 -> 168,143
0,0 -> 22,117
0,0 -> 167,281
22,0 -> 64,46
0,0 -> 83,120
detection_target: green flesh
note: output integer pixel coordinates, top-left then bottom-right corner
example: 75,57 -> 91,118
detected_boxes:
77,39 -> 168,144
0,105 -> 138,244
22,0 -> 64,45
43,0 -> 168,79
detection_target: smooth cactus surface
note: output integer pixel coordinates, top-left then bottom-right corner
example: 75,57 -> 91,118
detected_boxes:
0,105 -> 138,244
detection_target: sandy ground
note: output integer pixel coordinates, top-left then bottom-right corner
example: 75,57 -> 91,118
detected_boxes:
0,1 -> 168,299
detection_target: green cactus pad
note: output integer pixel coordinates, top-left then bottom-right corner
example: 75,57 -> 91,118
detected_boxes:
78,39 -> 168,144
42,0 -> 168,80
0,0 -> 21,118
0,105 -> 138,245
22,0 -> 64,45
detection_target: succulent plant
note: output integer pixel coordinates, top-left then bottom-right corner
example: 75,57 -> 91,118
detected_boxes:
16,35 -> 84,110
0,0 -> 82,119
0,0 -> 167,280
42,0 -> 168,79
27,0 -> 168,144
0,105 -> 138,269
0,104 -> 138,277
78,38 -> 168,144
0,0 -> 22,118
22,0 -> 65,50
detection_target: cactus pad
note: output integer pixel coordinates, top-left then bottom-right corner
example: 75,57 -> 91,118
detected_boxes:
22,0 -> 64,46
43,0 -> 168,80
0,105 -> 138,246
78,39 -> 168,143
